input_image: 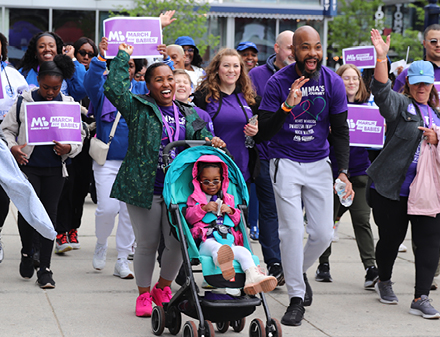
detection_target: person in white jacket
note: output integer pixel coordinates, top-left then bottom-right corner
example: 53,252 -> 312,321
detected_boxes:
0,33 -> 29,263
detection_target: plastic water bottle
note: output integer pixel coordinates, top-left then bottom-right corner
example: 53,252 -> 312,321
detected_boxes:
334,178 -> 353,207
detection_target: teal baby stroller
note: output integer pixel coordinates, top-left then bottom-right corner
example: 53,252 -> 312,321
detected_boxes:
152,140 -> 282,337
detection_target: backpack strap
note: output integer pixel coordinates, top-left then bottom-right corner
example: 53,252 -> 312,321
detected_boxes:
16,95 -> 23,129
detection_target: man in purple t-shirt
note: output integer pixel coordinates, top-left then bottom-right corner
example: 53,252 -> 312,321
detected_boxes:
247,30 -> 294,286
258,26 -> 353,326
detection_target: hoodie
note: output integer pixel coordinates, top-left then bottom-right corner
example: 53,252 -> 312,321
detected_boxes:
186,154 -> 243,245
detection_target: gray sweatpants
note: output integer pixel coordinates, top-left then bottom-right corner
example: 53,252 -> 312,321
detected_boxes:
126,195 -> 182,288
270,157 -> 334,300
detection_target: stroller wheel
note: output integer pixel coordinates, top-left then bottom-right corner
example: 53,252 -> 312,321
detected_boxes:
203,320 -> 215,337
266,318 -> 282,337
231,318 -> 246,332
216,321 -> 230,333
249,318 -> 265,337
167,305 -> 181,335
151,306 -> 166,336
182,321 -> 198,337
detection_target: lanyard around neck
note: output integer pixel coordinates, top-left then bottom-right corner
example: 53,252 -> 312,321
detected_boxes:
158,102 -> 180,143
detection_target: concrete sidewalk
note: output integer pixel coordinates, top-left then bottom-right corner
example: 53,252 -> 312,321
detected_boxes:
1,196 -> 439,337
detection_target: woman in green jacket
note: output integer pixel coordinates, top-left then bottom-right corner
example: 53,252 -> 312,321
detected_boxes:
104,43 -> 225,317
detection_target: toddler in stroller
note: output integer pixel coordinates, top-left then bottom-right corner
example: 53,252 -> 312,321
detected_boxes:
186,155 -> 277,295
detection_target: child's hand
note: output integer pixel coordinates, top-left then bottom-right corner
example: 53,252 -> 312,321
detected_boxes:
201,201 -> 218,213
221,204 -> 234,214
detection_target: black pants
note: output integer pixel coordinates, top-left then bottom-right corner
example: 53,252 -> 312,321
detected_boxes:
18,166 -> 65,270
370,188 -> 440,298
0,185 -> 10,230
56,139 -> 93,233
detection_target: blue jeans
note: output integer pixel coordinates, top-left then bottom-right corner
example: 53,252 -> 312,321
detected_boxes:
255,159 -> 281,266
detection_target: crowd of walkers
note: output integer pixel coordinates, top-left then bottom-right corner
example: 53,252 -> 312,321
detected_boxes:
1,11 -> 440,328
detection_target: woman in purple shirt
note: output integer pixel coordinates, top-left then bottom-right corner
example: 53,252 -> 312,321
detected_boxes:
192,48 -> 260,183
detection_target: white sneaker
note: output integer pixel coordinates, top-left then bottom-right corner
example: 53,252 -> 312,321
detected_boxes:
399,244 -> 407,253
93,243 -> 107,270
113,258 -> 134,279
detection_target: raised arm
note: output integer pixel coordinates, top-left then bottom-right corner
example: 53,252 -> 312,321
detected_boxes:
371,29 -> 390,84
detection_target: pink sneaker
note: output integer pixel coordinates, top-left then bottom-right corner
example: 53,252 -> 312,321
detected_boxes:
136,292 -> 152,317
151,282 -> 172,307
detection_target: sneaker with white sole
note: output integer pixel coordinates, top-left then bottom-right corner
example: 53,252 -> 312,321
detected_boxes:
409,295 -> 440,319
398,243 -> 407,253
93,242 -> 107,270
114,258 -> 134,279
375,280 -> 398,304
55,233 -> 73,254
364,266 -> 379,289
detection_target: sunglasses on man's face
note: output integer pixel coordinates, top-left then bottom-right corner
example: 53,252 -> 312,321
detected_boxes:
78,49 -> 95,58
426,38 -> 440,47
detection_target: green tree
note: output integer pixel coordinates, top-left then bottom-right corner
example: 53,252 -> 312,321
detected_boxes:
328,0 -> 384,55
389,1 -> 427,61
114,0 -> 219,56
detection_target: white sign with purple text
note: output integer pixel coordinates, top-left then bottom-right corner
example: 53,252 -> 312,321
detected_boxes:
103,17 -> 162,59
25,102 -> 82,145
342,46 -> 377,69
347,104 -> 384,148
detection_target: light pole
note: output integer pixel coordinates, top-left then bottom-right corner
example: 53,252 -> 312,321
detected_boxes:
425,0 -> 440,30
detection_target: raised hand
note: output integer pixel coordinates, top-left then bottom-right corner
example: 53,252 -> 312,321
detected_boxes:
119,43 -> 134,56
370,29 -> 390,59
285,76 -> 309,109
160,10 -> 177,28
99,37 -> 108,56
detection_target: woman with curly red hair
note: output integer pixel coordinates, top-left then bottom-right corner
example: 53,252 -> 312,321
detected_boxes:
193,48 -> 260,183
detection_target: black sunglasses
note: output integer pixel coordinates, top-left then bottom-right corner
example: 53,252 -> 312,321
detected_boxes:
78,49 -> 95,58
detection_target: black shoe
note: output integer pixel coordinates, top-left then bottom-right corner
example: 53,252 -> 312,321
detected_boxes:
281,297 -> 305,326
19,253 -> 34,279
37,268 -> 55,289
364,265 -> 379,289
268,262 -> 285,286
303,273 -> 313,306
315,263 -> 333,282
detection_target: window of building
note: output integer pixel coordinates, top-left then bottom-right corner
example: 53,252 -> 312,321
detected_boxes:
8,8 -> 49,65
53,10 -> 95,45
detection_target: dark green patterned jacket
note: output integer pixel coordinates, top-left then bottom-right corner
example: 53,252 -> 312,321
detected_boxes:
104,50 -> 212,209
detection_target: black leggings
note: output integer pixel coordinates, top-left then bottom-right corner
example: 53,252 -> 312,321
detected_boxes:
370,188 -> 440,298
18,166 -> 65,270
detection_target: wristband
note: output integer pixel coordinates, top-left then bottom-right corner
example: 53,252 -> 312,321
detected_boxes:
284,100 -> 295,109
281,102 -> 292,112
98,54 -> 106,62
377,58 -> 387,63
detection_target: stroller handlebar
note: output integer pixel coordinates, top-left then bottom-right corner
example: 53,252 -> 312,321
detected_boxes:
163,140 -> 232,167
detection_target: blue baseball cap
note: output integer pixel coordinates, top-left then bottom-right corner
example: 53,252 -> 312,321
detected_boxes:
236,41 -> 259,53
407,60 -> 435,85
174,36 -> 199,53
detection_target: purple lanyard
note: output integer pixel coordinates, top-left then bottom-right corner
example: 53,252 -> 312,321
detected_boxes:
158,103 -> 180,142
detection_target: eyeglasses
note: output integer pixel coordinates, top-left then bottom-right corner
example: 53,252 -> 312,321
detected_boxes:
183,48 -> 195,53
426,38 -> 440,46
78,49 -> 95,58
135,73 -> 145,79
342,76 -> 360,82
200,179 -> 221,186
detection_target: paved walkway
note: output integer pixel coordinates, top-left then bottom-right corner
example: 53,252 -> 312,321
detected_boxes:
1,197 -> 439,337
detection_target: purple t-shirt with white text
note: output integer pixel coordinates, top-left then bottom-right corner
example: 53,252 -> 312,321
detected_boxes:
259,63 -> 348,162
205,92 -> 253,181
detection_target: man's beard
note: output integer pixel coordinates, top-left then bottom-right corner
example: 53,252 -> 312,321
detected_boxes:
295,56 -> 323,82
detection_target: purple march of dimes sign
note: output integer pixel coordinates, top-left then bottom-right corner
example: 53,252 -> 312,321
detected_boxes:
24,102 -> 82,145
342,46 -> 377,69
104,17 -> 163,59
347,104 -> 385,148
